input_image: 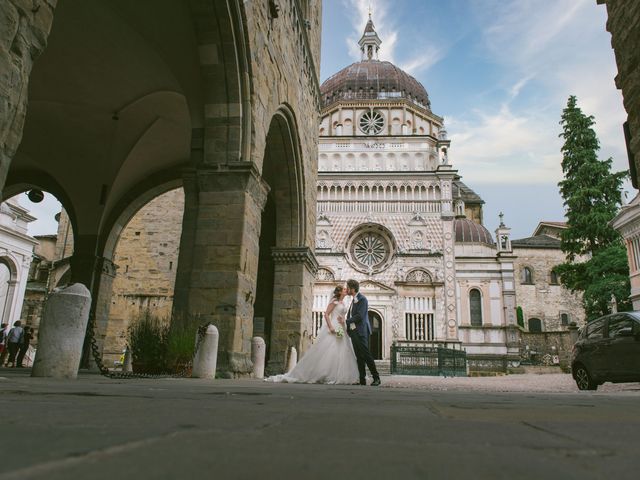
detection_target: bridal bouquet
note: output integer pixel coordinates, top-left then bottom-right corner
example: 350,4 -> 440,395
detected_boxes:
335,326 -> 344,338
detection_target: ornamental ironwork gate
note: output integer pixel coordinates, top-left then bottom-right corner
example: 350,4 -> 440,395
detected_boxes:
390,342 -> 467,377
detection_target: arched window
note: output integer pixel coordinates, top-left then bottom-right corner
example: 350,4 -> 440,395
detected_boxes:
469,289 -> 482,326
528,318 -> 542,332
560,313 -> 569,326
521,266 -> 533,284
550,268 -> 560,285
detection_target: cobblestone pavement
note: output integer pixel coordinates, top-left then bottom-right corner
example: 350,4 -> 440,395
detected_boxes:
0,369 -> 639,480
380,373 -> 640,393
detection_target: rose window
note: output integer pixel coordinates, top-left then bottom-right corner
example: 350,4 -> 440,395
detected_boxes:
359,110 -> 385,135
345,225 -> 395,274
351,232 -> 388,269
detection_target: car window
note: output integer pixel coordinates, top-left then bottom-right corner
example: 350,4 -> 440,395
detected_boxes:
586,318 -> 606,340
608,315 -> 633,338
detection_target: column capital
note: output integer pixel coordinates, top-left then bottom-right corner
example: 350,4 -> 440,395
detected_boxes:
96,257 -> 117,278
271,247 -> 319,274
184,163 -> 270,210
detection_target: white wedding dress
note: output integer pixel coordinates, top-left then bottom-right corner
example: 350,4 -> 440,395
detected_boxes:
265,300 -> 359,384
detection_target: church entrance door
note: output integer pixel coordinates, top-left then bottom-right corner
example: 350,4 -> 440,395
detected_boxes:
369,311 -> 383,360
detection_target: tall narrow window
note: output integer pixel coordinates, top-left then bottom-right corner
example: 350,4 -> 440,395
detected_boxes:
522,267 -> 533,284
561,313 -> 569,326
469,289 -> 482,326
550,269 -> 559,285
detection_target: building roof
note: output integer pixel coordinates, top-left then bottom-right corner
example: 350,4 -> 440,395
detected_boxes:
454,218 -> 495,245
320,60 -> 431,111
511,234 -> 562,249
453,180 -> 484,205
532,221 -> 567,237
364,17 -> 376,34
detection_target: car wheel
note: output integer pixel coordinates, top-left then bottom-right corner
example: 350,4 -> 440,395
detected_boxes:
574,365 -> 598,391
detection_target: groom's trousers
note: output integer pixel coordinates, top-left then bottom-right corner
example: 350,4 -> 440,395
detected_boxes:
350,333 -> 380,382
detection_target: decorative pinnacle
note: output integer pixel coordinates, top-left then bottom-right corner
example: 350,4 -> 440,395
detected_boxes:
499,212 -> 505,227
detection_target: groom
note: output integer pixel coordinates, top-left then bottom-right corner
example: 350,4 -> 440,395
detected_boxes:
345,279 -> 381,386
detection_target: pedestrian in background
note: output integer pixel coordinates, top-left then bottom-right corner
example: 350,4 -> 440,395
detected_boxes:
6,321 -> 24,368
16,326 -> 33,368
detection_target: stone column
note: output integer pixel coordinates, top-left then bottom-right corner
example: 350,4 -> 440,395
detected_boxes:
439,173 -> 458,341
67,234 -> 110,368
172,165 -> 269,377
88,257 -> 117,369
497,253 -> 520,365
1,280 -> 18,326
267,247 -> 318,374
0,0 -> 55,193
69,234 -> 101,288
172,170 -> 198,313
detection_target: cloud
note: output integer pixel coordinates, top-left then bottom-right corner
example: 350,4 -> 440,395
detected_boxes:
449,0 -> 627,184
508,75 -> 533,100
448,103 -> 563,184
342,0 -> 443,75
400,46 -> 444,76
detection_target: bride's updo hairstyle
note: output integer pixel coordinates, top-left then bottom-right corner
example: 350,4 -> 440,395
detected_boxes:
332,285 -> 344,300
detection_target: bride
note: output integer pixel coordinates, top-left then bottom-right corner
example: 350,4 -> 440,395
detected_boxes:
265,285 -> 359,384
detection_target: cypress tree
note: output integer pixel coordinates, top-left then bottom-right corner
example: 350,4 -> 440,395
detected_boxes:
556,96 -> 630,319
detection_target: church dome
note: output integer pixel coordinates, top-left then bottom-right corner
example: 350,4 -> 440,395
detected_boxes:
454,218 -> 495,246
320,15 -> 431,111
321,61 -> 431,111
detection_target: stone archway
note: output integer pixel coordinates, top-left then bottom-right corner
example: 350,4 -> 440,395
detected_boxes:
257,107 -> 317,374
0,257 -> 19,327
92,178 -> 185,365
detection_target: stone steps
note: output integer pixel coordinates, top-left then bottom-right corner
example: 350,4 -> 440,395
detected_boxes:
375,360 -> 391,376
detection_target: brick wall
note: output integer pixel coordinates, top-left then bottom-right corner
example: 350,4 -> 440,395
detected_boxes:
519,330 -> 575,371
102,188 -> 184,363
600,0 -> 640,187
513,246 -> 586,331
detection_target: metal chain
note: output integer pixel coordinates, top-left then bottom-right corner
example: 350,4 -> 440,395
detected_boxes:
87,311 -> 210,379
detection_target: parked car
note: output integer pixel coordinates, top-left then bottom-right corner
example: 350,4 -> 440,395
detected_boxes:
571,311 -> 640,390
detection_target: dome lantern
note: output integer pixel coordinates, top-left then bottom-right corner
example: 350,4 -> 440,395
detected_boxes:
320,13 -> 432,111
358,13 -> 381,61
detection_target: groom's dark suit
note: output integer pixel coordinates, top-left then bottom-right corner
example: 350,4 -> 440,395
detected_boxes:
346,292 -> 380,385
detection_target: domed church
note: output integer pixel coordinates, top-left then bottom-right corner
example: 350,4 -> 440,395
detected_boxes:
312,16 -> 521,370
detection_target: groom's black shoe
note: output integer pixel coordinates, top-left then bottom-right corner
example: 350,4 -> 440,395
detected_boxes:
371,378 -> 381,387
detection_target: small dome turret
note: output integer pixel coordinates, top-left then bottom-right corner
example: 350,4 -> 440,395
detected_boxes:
454,218 -> 495,246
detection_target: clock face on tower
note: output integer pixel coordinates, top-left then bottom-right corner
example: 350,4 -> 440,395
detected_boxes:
359,110 -> 385,135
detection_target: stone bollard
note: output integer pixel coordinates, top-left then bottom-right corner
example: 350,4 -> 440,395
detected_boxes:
251,337 -> 266,379
192,325 -> 219,379
123,347 -> 132,373
31,283 -> 91,379
287,346 -> 298,373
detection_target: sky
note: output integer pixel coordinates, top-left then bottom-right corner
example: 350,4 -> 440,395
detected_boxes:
13,0 -> 629,240
320,0 -> 629,238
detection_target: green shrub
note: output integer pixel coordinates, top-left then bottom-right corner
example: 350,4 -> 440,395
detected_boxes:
516,306 -> 525,328
166,321 -> 197,368
126,310 -> 199,374
127,310 -> 169,374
